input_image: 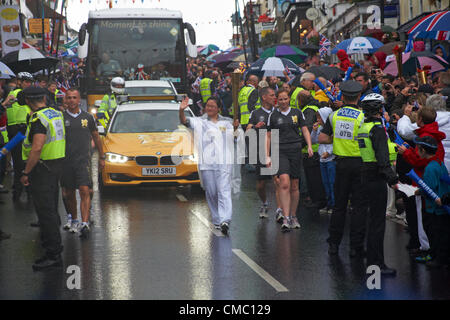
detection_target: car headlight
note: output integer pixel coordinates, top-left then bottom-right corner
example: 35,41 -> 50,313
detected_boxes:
105,152 -> 129,163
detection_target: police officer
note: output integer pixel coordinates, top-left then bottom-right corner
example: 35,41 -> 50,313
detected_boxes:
318,80 -> 368,257
238,74 -> 261,130
357,94 -> 398,276
20,87 -> 66,271
5,72 -> 33,201
199,70 -> 215,106
97,77 -> 125,128
290,72 -> 316,110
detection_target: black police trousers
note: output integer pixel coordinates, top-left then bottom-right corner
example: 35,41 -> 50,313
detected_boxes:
30,161 -> 63,258
7,125 -> 26,195
364,174 -> 388,266
303,153 -> 327,208
328,157 -> 367,249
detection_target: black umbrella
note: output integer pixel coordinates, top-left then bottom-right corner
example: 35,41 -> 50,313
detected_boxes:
298,43 -> 319,53
305,66 -> 344,80
1,48 -> 59,73
225,61 -> 249,72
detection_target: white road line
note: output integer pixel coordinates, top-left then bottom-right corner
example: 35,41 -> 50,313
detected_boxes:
176,194 -> 188,202
190,210 -> 224,237
232,249 -> 289,293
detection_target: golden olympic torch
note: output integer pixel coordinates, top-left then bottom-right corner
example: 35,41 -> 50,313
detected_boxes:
393,45 -> 403,79
231,70 -> 242,123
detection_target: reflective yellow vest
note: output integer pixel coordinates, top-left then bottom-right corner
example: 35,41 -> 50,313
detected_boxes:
301,105 -> 319,153
22,107 -> 66,161
238,86 -> 261,125
357,121 -> 398,164
290,87 -> 304,109
0,127 -> 8,144
331,106 -> 364,157
200,78 -> 213,103
6,89 -> 21,126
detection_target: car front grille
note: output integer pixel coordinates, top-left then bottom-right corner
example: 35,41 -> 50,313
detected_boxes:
135,156 -> 158,166
160,156 -> 182,166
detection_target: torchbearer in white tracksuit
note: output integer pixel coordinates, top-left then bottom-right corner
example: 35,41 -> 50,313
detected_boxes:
179,96 -> 241,235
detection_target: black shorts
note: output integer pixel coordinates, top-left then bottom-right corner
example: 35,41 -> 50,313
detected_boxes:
275,147 -> 302,179
256,164 -> 272,181
60,160 -> 93,189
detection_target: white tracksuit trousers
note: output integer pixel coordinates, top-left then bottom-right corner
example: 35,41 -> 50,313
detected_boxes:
200,169 -> 232,225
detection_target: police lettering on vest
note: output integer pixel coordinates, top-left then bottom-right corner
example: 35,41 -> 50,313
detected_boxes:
331,106 -> 364,157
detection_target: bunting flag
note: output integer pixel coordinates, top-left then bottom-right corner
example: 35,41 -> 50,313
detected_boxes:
319,33 -> 331,58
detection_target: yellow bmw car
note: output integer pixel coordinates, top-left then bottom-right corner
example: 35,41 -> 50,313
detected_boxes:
98,100 -> 200,189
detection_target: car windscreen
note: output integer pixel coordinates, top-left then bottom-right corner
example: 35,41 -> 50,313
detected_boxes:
110,110 -> 190,133
125,86 -> 175,96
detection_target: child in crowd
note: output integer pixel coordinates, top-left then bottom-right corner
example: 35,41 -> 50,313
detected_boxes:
414,136 -> 450,268
311,107 -> 335,213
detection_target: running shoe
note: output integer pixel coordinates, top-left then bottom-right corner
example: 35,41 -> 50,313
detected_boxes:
63,215 -> 72,230
69,221 -> 80,233
220,222 -> 229,235
281,218 -> 290,232
290,216 -> 300,229
259,205 -> 269,219
213,224 -> 221,230
319,207 -> 328,214
79,224 -> 90,238
275,209 -> 284,224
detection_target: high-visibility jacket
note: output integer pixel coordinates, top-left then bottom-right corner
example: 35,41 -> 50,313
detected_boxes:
301,105 -> 319,153
0,126 -> 8,144
331,106 -> 364,157
290,87 -> 304,109
6,89 -> 21,126
238,86 -> 261,125
22,107 -> 65,161
200,78 -> 213,103
357,121 -> 398,164
98,93 -> 117,129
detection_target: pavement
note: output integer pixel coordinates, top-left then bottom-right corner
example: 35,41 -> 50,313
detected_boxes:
1,165 -> 450,300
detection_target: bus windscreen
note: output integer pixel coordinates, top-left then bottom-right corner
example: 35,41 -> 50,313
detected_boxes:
88,19 -> 184,90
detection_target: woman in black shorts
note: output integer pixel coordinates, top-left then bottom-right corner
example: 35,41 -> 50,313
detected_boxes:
266,90 -> 313,232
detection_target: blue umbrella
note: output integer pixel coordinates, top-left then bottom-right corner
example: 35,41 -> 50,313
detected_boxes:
331,37 -> 383,54
0,61 -> 15,79
200,44 -> 220,56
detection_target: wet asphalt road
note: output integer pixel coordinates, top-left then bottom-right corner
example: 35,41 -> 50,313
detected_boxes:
1,166 -> 450,300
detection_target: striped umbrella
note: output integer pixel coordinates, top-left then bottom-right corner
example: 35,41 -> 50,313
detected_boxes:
408,10 -> 450,40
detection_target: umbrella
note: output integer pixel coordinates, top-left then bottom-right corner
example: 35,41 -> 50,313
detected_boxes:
200,44 -> 220,56
360,26 -> 396,40
0,61 -> 15,79
331,37 -> 384,54
260,45 -> 307,64
376,41 -> 404,54
1,48 -> 58,73
197,46 -> 206,53
206,52 -> 221,62
213,51 -> 243,69
247,57 -> 301,78
383,51 -> 449,76
407,10 -> 450,40
305,66 -> 344,81
225,61 -> 249,72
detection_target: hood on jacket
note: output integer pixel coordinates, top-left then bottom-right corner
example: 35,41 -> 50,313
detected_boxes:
433,44 -> 449,62
337,49 -> 348,61
318,107 -> 333,124
415,121 -> 446,142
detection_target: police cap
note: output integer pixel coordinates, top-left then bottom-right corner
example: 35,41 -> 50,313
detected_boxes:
339,80 -> 363,97
23,86 -> 47,99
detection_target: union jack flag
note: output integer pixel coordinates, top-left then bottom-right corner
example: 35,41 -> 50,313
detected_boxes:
327,80 -> 338,98
319,33 -> 331,58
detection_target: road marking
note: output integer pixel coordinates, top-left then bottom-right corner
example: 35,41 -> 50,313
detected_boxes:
176,194 -> 188,202
232,249 -> 289,292
190,210 -> 224,237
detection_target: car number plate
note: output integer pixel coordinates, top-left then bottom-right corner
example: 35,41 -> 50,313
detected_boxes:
142,167 -> 176,176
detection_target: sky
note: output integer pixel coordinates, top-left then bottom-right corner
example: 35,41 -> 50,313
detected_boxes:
66,0 -> 240,50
